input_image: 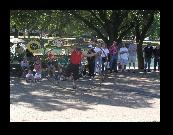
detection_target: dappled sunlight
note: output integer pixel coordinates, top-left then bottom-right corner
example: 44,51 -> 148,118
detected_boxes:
11,69 -> 160,122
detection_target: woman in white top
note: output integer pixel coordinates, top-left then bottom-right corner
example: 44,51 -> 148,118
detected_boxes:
94,43 -> 102,75
100,43 -> 109,74
119,43 -> 128,72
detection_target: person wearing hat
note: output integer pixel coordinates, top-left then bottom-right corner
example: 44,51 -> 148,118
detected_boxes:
143,42 -> 153,72
87,44 -> 95,79
57,56 -> 68,78
61,45 -> 99,89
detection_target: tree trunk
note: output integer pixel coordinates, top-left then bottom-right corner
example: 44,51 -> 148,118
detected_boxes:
14,25 -> 18,38
135,13 -> 155,69
137,42 -> 144,69
135,25 -> 144,69
23,32 -> 25,38
28,32 -> 30,39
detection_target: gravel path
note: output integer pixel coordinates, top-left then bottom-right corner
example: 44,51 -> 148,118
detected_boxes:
10,70 -> 160,122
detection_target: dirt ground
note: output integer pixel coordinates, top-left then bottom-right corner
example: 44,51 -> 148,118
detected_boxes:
10,69 -> 160,122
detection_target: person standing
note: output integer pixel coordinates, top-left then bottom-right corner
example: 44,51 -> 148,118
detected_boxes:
94,43 -> 102,75
100,43 -> 109,74
128,40 -> 137,73
109,41 -> 118,73
153,44 -> 160,72
143,42 -> 153,72
62,46 -> 99,89
119,43 -> 128,72
87,45 -> 95,79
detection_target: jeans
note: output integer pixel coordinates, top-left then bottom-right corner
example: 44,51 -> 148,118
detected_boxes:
101,57 -> 107,73
110,55 -> 118,71
154,57 -> 160,71
144,57 -> 151,70
95,56 -> 102,74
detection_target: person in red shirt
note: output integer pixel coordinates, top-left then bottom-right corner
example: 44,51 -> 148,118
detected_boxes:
63,46 -> 98,89
109,41 -> 119,73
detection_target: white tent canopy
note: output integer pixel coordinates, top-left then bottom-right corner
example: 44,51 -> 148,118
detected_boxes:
10,38 -> 25,43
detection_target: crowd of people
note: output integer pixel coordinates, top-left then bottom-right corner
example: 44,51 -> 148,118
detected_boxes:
12,39 -> 160,89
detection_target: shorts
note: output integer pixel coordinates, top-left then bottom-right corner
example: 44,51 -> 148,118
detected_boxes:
128,56 -> 136,63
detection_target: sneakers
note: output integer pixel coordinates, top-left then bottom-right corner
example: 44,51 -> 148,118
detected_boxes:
46,74 -> 50,77
89,76 -> 94,79
72,84 -> 76,89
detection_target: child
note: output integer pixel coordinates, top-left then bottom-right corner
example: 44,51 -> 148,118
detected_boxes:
57,68 -> 65,81
34,56 -> 42,73
34,70 -> 42,82
21,56 -> 29,78
26,69 -> 34,82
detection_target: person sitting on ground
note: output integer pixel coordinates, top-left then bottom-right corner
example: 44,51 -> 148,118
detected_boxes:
26,69 -> 34,82
61,46 -> 99,89
34,70 -> 42,82
100,43 -> 109,75
46,58 -> 56,77
33,56 -> 42,73
94,43 -> 102,75
57,68 -> 65,81
57,56 -> 68,72
21,56 -> 29,77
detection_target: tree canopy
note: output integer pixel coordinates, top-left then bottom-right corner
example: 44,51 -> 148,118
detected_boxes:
10,10 -> 160,69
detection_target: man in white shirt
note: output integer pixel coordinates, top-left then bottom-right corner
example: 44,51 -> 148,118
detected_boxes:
119,43 -> 128,72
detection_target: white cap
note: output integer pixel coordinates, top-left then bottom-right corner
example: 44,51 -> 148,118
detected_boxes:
88,45 -> 92,48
